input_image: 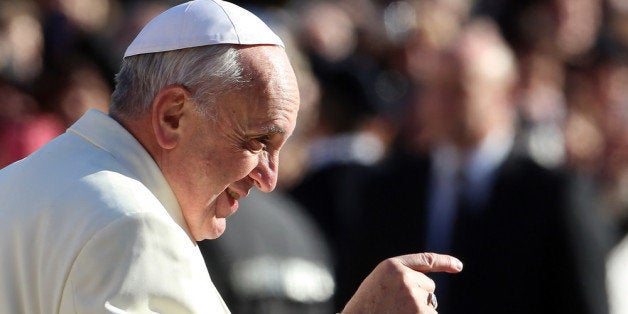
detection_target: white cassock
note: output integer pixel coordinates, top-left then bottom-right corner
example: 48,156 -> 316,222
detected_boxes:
608,234 -> 628,314
0,109 -> 229,313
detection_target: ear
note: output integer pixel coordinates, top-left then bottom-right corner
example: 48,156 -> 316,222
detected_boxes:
151,85 -> 191,150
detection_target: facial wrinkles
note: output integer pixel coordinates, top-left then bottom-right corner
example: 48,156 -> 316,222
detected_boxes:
207,95 -> 275,194
245,46 -> 300,113
247,69 -> 298,152
211,98 -> 254,157
189,48 -> 298,239
246,121 -> 283,175
267,82 -> 300,138
231,46 -> 299,185
245,113 -> 295,192
272,64 -> 300,115
185,111 -> 243,205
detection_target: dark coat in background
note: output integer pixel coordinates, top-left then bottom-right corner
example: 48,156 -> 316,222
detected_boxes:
355,149 -> 612,314
198,189 -> 335,314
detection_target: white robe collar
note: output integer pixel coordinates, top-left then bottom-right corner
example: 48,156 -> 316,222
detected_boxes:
68,109 -> 194,241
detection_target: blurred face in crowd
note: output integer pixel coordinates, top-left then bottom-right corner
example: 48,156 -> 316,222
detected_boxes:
415,20 -> 517,151
417,53 -> 490,149
157,46 -> 300,240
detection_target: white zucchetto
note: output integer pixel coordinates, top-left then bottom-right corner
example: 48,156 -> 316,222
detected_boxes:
124,0 -> 284,58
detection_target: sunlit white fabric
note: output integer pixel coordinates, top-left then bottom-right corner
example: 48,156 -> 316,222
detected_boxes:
124,0 -> 284,58
0,109 -> 229,313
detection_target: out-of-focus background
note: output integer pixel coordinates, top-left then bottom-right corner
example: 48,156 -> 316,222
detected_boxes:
0,0 -> 626,313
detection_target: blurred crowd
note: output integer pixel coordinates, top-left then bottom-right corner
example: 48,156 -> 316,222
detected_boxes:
1,0 -> 627,313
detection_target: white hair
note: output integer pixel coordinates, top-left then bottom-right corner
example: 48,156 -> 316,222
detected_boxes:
110,45 -> 248,120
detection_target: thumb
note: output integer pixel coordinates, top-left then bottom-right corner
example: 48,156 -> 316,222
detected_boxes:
397,252 -> 464,274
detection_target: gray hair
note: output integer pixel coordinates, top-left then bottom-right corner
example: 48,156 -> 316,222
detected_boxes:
110,45 -> 247,120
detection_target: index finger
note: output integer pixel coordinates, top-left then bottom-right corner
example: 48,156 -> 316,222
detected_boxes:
396,252 -> 463,274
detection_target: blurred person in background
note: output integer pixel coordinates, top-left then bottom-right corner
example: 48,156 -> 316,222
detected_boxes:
289,69 -> 389,310
0,0 -> 115,169
53,62 -> 111,126
198,188 -> 335,314
356,18 -> 612,314
107,0 -> 171,73
35,60 -> 112,127
0,0 -> 45,85
37,0 -> 122,81
296,0 -> 358,70
289,2 -> 408,308
0,1 -> 62,169
562,7 -> 628,312
485,2 -> 627,312
0,79 -> 63,168
561,46 -> 628,234
482,0 -> 606,169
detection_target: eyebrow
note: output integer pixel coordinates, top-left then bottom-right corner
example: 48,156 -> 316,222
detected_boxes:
261,125 -> 286,135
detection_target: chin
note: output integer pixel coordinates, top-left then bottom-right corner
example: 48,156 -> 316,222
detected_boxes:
202,218 -> 227,240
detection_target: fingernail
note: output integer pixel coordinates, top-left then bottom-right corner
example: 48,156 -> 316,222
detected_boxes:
454,259 -> 463,271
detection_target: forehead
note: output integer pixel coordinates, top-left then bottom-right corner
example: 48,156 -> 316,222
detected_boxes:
218,46 -> 299,129
240,46 -> 299,95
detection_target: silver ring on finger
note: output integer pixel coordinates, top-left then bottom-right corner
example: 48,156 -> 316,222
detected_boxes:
427,292 -> 438,309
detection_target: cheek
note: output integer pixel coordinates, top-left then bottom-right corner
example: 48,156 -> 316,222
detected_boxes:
210,150 -> 259,182
190,130 -> 259,185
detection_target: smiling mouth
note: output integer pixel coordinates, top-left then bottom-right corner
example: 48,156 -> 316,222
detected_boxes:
227,189 -> 241,200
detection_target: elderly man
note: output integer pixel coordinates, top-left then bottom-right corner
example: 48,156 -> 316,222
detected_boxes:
0,1 -> 461,313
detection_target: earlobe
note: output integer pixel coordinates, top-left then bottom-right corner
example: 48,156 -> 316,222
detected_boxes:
152,85 -> 190,150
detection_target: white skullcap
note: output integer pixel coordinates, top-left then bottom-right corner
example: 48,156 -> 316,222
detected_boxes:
124,0 -> 284,58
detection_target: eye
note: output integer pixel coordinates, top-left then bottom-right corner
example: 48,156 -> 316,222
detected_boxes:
258,135 -> 271,145
247,135 -> 270,152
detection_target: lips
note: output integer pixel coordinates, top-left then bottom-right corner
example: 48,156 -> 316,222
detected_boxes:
227,189 -> 241,200
223,188 -> 241,215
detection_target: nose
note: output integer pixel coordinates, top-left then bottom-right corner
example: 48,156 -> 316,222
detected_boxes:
249,153 -> 278,193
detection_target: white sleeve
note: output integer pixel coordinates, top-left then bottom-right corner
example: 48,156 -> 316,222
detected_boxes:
58,212 -> 229,314
608,235 -> 628,314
